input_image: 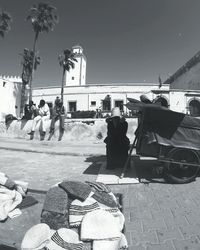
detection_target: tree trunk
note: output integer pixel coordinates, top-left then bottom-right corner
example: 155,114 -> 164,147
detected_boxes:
61,68 -> 65,103
29,31 -> 39,102
20,83 -> 26,117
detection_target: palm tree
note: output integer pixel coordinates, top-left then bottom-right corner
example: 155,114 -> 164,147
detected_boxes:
58,49 -> 77,103
0,9 -> 12,38
20,48 -> 41,115
26,2 -> 58,101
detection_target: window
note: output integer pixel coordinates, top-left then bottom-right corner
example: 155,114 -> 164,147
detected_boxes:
3,81 -> 6,87
102,95 -> 111,111
114,100 -> 124,111
68,101 -> 77,112
91,101 -> 96,106
189,99 -> 200,117
72,77 -> 74,80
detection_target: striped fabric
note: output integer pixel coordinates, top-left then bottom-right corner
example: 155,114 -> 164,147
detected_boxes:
51,231 -> 84,250
69,197 -> 100,227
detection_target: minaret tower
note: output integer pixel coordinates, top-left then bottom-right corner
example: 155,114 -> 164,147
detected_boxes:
65,45 -> 87,86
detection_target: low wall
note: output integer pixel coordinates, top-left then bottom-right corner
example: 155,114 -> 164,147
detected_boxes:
0,118 -> 138,142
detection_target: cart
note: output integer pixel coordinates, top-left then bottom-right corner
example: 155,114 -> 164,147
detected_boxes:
121,100 -> 200,184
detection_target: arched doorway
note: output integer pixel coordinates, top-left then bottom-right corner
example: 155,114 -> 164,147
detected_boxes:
154,96 -> 169,108
188,99 -> 200,117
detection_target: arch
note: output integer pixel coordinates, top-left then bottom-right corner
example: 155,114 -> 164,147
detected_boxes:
153,96 -> 169,108
188,98 -> 200,117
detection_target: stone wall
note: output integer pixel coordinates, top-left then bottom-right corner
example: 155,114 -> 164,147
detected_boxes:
0,118 -> 138,143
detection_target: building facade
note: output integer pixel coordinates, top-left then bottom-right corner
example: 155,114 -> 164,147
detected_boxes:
0,76 -> 22,121
32,45 -> 170,116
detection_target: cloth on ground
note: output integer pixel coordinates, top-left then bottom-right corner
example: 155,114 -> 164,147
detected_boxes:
0,187 -> 22,221
0,172 -> 16,190
59,181 -> 91,201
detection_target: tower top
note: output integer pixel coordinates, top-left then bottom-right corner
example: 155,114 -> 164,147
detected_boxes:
72,45 -> 83,54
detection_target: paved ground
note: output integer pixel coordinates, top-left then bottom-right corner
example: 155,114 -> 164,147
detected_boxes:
1,137 -> 200,249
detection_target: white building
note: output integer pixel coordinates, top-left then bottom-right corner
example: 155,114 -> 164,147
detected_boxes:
32,45 -> 170,115
0,76 -> 22,121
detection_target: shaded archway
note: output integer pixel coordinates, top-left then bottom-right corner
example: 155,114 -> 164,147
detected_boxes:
154,96 -> 169,108
188,99 -> 200,117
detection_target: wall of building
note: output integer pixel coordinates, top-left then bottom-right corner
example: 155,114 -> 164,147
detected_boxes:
32,83 -> 164,113
169,91 -> 187,113
0,76 -> 22,121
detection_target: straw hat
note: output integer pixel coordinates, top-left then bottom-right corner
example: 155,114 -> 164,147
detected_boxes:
111,107 -> 121,118
46,228 -> 84,250
21,223 -> 51,250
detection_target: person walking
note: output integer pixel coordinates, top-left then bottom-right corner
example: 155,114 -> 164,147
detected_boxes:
28,99 -> 50,140
104,107 -> 130,170
48,97 -> 65,141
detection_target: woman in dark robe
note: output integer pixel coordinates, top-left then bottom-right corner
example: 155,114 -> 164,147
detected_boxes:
104,107 -> 130,169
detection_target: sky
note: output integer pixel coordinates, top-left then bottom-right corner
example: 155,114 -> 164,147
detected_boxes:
1,0 -> 200,87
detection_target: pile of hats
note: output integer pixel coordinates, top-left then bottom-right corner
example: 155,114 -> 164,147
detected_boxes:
21,181 -> 128,250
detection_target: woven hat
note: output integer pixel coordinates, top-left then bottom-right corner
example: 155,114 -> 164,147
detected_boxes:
69,197 -> 100,227
43,186 -> 68,214
93,233 -> 128,250
21,223 -> 51,250
81,209 -> 121,240
59,181 -> 91,201
96,203 -> 125,232
46,228 -> 84,250
92,191 -> 118,208
111,107 -> 121,118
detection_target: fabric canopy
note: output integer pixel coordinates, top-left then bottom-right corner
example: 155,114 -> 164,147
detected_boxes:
126,103 -> 200,151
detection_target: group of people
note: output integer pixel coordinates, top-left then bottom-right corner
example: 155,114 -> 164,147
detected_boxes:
26,97 -> 65,141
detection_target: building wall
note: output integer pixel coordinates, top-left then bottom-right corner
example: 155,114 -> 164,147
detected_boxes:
32,83 -> 164,113
0,76 -> 22,121
169,91 -> 186,113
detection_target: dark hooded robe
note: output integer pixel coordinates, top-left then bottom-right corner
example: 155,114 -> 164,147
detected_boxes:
104,117 -> 130,169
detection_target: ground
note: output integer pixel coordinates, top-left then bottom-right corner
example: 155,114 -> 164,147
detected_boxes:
0,137 -> 200,249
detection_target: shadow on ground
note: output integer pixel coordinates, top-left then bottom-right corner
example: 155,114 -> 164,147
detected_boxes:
0,245 -> 17,250
83,155 -> 106,175
134,158 -> 167,184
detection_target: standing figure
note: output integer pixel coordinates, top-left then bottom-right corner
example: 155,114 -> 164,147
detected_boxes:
28,99 -> 50,140
48,97 -> 65,141
104,107 -> 130,170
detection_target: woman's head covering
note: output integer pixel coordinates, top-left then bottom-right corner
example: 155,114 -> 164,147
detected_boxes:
111,107 -> 121,118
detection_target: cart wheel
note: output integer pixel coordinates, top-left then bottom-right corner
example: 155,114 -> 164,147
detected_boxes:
164,148 -> 200,184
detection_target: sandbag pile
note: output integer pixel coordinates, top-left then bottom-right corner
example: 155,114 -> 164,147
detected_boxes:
21,181 -> 128,250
